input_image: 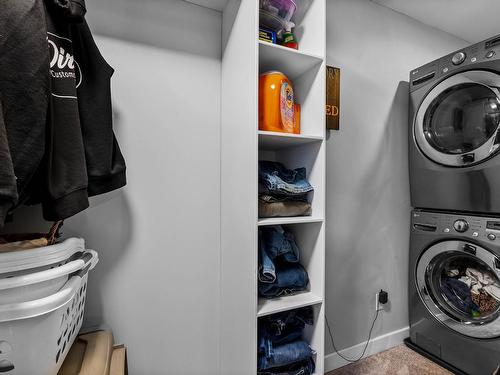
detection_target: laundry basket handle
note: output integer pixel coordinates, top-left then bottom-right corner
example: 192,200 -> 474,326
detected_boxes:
0,250 -> 97,291
0,274 -> 84,323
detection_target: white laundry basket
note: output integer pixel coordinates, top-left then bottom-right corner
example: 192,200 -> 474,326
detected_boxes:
0,238 -> 85,276
0,250 -> 98,375
0,250 -> 96,304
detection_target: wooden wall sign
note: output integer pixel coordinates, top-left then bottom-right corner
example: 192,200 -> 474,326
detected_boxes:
326,66 -> 340,130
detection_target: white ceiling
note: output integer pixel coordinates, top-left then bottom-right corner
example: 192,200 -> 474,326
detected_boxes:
185,0 -> 500,40
371,0 -> 500,43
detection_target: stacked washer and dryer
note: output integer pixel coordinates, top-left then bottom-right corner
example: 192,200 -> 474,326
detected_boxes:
407,35 -> 500,374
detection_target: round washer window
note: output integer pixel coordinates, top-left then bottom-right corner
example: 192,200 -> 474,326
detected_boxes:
423,83 -> 500,155
426,252 -> 500,324
416,240 -> 500,339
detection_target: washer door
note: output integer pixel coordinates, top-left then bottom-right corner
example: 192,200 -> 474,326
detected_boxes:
416,240 -> 500,338
414,70 -> 500,167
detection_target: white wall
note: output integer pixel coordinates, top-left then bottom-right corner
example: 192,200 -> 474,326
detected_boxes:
2,1 -> 222,374
324,0 -> 467,367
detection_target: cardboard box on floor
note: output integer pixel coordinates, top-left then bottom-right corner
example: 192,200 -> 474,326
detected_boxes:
58,330 -> 128,375
110,345 -> 127,375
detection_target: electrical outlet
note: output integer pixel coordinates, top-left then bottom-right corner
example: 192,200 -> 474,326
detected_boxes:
376,289 -> 389,311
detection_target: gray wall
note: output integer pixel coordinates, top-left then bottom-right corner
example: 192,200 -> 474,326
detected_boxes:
325,0 -> 467,355
2,1 -> 222,374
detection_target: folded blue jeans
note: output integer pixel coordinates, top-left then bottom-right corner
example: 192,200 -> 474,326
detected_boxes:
258,306 -> 314,355
259,161 -> 313,196
259,325 -> 303,357
260,238 -> 276,283
259,226 -> 300,283
258,340 -> 313,370
257,357 -> 315,375
259,263 -> 309,298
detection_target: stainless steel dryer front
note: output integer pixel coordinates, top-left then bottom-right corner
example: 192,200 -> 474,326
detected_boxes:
409,35 -> 500,214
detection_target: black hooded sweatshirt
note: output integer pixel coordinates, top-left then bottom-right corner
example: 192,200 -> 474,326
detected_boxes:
0,0 -> 49,224
42,0 -> 90,220
0,101 -> 18,221
0,0 -> 126,224
70,18 -> 127,197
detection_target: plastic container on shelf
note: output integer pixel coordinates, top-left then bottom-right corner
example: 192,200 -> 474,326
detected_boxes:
0,251 -> 98,375
293,103 -> 301,134
282,22 -> 298,49
259,0 -> 297,33
259,71 -> 297,134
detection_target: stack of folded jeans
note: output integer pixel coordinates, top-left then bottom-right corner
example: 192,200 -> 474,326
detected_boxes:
259,226 -> 309,298
259,161 -> 313,218
258,306 -> 315,375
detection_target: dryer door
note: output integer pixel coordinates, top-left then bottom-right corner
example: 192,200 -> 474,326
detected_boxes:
414,70 -> 500,167
416,240 -> 500,338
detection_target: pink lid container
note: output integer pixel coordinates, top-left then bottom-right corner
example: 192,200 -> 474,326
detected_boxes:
259,0 -> 297,32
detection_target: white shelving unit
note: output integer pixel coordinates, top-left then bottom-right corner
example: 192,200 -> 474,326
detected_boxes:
220,0 -> 325,373
259,131 -> 323,150
258,291 -> 323,317
259,41 -> 323,80
258,216 -> 324,226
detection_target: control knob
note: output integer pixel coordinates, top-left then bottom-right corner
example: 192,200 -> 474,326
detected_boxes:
453,219 -> 469,233
452,52 -> 466,65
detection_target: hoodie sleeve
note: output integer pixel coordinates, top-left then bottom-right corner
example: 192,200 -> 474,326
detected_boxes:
71,20 -> 127,196
0,100 -> 19,226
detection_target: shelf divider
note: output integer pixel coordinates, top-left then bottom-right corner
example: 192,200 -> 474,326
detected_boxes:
259,41 -> 323,80
258,292 -> 323,317
258,216 -> 324,226
258,131 -> 324,150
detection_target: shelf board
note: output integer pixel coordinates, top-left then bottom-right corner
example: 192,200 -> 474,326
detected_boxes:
258,291 -> 323,317
258,131 -> 323,150
258,216 -> 324,226
259,41 -> 323,80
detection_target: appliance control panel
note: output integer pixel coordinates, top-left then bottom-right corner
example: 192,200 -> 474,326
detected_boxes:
410,34 -> 500,89
453,219 -> 469,233
451,51 -> 467,65
412,210 -> 500,242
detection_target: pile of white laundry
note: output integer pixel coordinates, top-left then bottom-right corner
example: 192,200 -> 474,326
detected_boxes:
457,268 -> 500,301
446,265 -> 500,317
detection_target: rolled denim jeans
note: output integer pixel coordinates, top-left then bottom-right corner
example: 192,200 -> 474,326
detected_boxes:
258,325 -> 304,358
259,263 -> 309,298
259,242 -> 276,283
259,161 -> 313,196
259,226 -> 301,283
261,226 -> 300,263
258,340 -> 313,370
260,327 -> 303,356
257,357 -> 315,375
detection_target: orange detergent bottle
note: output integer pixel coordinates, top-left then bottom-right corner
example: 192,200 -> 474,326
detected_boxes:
259,71 -> 296,133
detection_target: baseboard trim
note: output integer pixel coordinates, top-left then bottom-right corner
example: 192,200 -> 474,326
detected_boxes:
324,326 -> 409,372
